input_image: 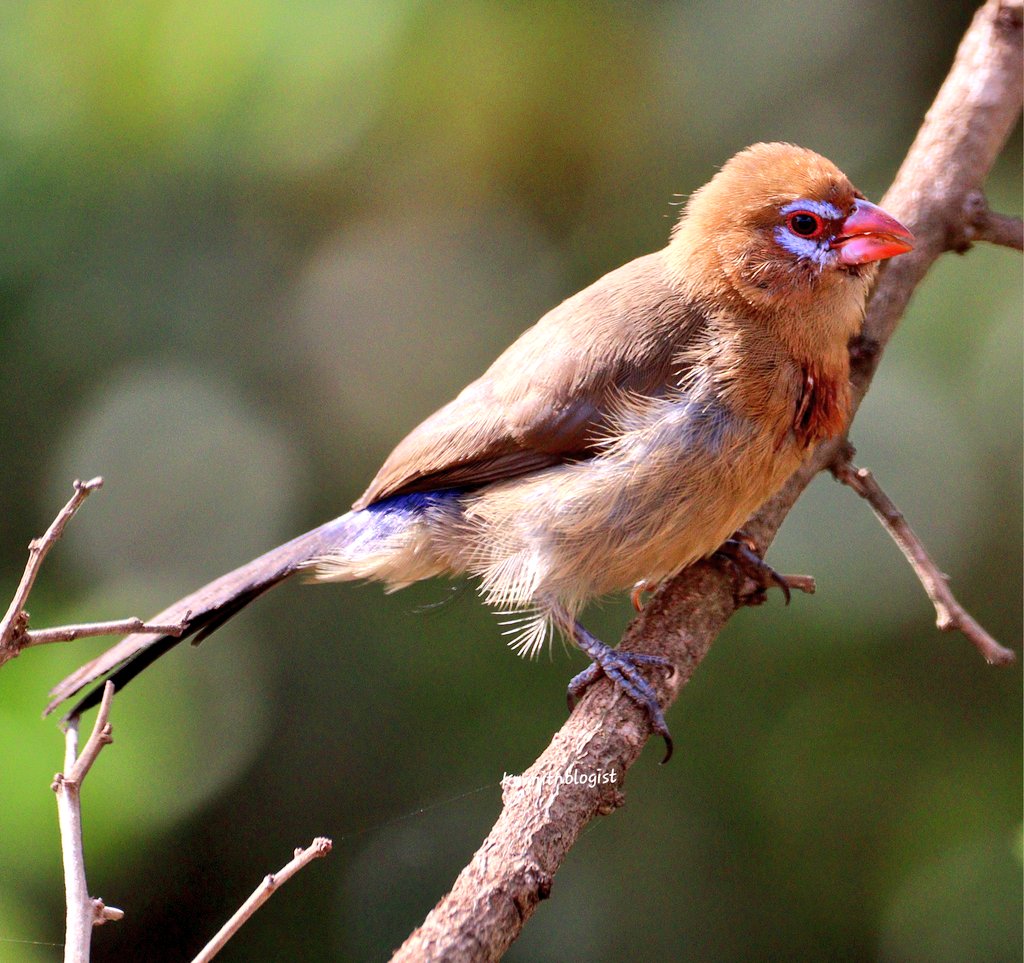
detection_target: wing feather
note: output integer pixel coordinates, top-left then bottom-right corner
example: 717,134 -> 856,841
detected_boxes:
354,251 -> 706,509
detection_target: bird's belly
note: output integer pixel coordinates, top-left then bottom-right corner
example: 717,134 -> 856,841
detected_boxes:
444,397 -> 804,609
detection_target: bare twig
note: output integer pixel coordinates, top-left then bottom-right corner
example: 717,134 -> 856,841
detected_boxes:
66,681 -> 116,784
0,478 -> 189,669
190,837 -> 333,963
394,2 -> 1023,958
52,681 -> 123,963
0,478 -> 103,664
961,190 -> 1024,249
25,618 -> 189,647
830,446 -> 1016,665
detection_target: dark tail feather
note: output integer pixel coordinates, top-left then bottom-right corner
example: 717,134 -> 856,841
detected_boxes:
46,514 -> 356,718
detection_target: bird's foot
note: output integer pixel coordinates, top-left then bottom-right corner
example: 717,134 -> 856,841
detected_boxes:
566,623 -> 676,763
714,532 -> 815,606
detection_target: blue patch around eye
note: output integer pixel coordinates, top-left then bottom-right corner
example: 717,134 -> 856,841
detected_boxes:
774,225 -> 834,267
780,198 -> 843,220
774,196 -> 843,269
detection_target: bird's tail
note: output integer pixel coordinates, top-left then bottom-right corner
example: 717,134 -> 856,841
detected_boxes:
45,513 -> 362,718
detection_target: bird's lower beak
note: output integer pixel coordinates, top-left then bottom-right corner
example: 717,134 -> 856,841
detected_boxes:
831,199 -> 914,265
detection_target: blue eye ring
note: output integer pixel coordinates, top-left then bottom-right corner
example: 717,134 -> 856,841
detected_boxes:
786,211 -> 826,239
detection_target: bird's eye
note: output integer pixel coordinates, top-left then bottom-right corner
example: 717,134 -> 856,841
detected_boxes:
786,211 -> 825,238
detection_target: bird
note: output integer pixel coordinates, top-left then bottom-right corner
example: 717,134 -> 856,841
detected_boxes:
47,143 -> 914,760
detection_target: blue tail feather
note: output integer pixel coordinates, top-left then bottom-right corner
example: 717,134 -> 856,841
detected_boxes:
48,488 -> 464,717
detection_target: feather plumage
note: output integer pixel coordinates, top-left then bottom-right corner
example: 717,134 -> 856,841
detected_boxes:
50,142 -> 913,716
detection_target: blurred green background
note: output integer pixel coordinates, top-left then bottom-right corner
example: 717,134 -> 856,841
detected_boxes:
0,1 -> 1020,960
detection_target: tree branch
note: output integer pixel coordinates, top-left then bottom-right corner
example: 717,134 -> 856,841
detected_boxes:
392,1 -> 1023,959
190,838 -> 333,963
0,478 -> 103,665
0,478 -> 189,670
830,443 -> 1015,665
53,681 -> 123,963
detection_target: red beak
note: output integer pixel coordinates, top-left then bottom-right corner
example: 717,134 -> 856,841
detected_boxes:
830,199 -> 914,266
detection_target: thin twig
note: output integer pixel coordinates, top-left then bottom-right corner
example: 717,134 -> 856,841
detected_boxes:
0,478 -> 103,664
830,446 -> 1016,666
66,681 -> 116,784
52,682 -> 123,963
190,837 -> 333,963
0,478 -> 189,668
25,618 -> 189,647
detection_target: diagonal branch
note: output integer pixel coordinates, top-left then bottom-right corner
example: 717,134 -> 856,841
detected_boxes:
829,443 -> 1015,665
190,838 -> 333,963
392,1 -> 1023,959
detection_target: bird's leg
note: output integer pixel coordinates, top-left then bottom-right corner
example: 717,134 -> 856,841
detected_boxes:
713,530 -> 815,606
550,605 -> 675,763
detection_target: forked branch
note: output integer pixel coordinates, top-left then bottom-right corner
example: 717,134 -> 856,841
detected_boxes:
53,681 -> 124,963
0,478 -> 188,670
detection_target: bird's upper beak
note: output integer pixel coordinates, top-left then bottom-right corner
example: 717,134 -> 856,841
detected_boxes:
830,199 -> 914,265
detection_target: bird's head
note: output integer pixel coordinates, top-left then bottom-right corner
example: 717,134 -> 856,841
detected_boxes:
668,143 -> 914,313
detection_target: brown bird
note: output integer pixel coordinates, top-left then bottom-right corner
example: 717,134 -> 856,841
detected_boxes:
48,143 -> 914,760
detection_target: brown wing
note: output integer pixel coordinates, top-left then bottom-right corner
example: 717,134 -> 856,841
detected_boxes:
354,251 -> 707,509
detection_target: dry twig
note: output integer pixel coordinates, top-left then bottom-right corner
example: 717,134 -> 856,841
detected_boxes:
0,478 -> 188,669
52,681 -> 123,963
393,2 -> 1023,959
0,478 -> 103,663
830,445 -> 1016,665
190,837 -> 333,963
27,618 -> 190,647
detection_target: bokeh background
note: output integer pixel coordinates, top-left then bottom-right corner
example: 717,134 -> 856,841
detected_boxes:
0,1 -> 1020,960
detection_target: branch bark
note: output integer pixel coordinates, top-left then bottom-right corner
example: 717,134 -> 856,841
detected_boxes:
392,2 -> 1023,959
53,681 -> 124,963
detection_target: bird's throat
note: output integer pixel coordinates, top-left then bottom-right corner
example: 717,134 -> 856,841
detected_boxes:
793,362 -> 850,447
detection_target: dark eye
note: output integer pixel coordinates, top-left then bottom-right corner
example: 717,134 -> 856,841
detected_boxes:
786,211 -> 825,238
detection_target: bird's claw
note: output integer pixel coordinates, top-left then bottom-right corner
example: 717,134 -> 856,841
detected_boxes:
630,580 -> 658,612
714,533 -> 815,606
567,649 -> 675,763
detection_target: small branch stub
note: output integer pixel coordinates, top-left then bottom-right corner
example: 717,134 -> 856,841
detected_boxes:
93,899 -> 125,925
959,190 -> 1024,251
